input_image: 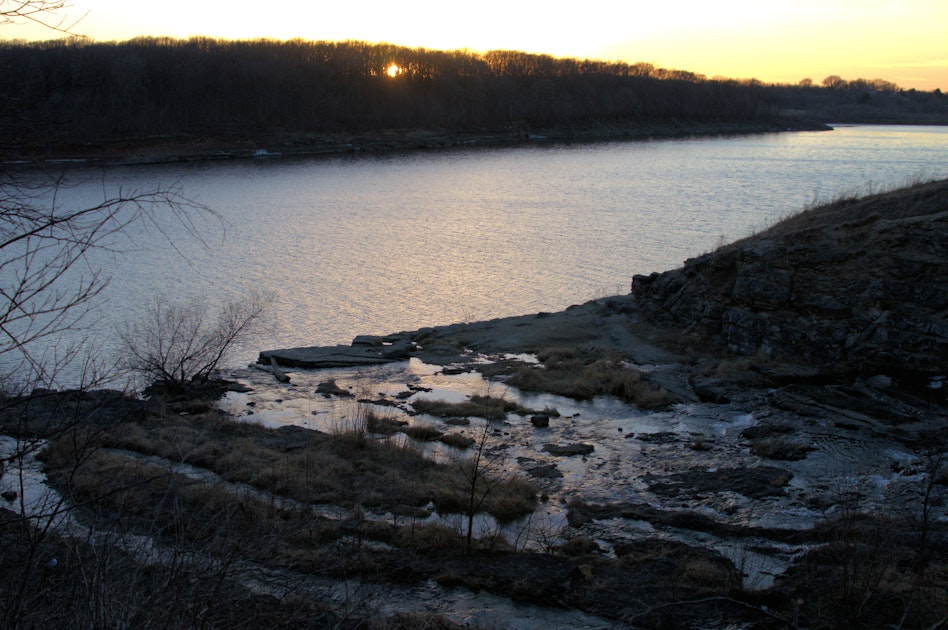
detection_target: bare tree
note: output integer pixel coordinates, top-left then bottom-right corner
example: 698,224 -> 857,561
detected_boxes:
459,387 -> 511,551
119,291 -> 272,389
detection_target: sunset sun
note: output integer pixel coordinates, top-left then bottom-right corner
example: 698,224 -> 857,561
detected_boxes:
386,63 -> 401,78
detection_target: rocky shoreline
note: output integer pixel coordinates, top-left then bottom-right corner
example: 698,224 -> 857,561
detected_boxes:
252,177 -> 947,624
260,178 -> 947,437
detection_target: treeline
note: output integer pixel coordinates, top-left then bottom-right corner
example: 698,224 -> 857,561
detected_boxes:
782,75 -> 947,124
0,37 -> 944,152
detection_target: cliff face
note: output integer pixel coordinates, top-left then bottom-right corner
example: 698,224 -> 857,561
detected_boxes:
632,179 -> 948,381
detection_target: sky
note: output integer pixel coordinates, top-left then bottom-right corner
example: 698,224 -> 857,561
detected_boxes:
3,0 -> 947,91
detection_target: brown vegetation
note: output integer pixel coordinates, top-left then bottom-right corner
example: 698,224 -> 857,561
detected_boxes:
83,401 -> 537,521
506,347 -> 672,408
410,393 -> 550,421
776,513 -> 948,628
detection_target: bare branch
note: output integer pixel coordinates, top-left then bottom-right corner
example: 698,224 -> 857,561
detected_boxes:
0,0 -> 88,37
0,172 -> 219,389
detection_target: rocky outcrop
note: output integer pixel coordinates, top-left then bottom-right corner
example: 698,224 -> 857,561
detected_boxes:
632,179 -> 948,381
259,335 -> 415,368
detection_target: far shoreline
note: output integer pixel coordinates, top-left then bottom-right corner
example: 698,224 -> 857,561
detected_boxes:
2,119 -> 834,168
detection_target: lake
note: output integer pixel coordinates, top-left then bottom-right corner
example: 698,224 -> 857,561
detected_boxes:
6,124 -> 948,383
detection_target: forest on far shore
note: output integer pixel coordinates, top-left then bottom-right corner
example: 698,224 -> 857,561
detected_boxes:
1,37 -> 946,156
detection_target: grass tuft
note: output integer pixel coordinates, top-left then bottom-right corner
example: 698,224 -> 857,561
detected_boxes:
507,348 -> 672,408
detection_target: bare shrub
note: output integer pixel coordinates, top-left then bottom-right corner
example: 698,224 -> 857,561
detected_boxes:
778,511 -> 948,628
120,291 -> 272,388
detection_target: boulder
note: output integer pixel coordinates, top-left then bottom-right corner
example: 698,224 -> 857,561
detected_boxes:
381,339 -> 413,359
530,413 -> 551,428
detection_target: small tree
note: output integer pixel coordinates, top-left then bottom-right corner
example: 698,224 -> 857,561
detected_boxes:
459,386 -> 511,551
119,291 -> 272,388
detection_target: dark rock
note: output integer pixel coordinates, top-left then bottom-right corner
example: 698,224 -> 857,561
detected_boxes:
732,269 -> 792,308
381,339 -> 413,359
1,491 -> 17,502
633,431 -> 679,443
530,414 -> 550,428
315,380 -> 353,398
749,437 -> 814,461
739,424 -> 794,439
753,363 -> 841,386
600,296 -> 637,314
543,443 -> 595,456
259,344 -> 405,368
691,378 -> 731,404
441,367 -> 470,375
351,335 -> 384,346
524,463 -> 563,479
644,465 -> 793,500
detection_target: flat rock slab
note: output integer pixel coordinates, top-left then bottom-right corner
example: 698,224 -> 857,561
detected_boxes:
258,343 -> 410,369
543,443 -> 595,456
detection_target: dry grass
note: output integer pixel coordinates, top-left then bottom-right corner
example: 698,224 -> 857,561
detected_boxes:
485,476 -> 542,522
749,437 -> 813,461
507,348 -> 672,408
432,462 -> 537,524
366,412 -> 408,435
394,522 -> 464,551
39,417 -> 540,608
439,432 -> 475,449
401,425 -> 444,442
57,403 -> 536,523
411,394 -> 541,421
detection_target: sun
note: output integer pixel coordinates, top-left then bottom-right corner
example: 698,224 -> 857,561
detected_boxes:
386,63 -> 402,78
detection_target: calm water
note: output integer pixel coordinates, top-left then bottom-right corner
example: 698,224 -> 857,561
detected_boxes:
7,125 -> 948,382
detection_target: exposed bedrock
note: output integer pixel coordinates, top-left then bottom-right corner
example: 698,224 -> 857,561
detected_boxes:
632,179 -> 948,385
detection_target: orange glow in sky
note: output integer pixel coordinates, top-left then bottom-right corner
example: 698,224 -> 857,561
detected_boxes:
3,0 -> 946,90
